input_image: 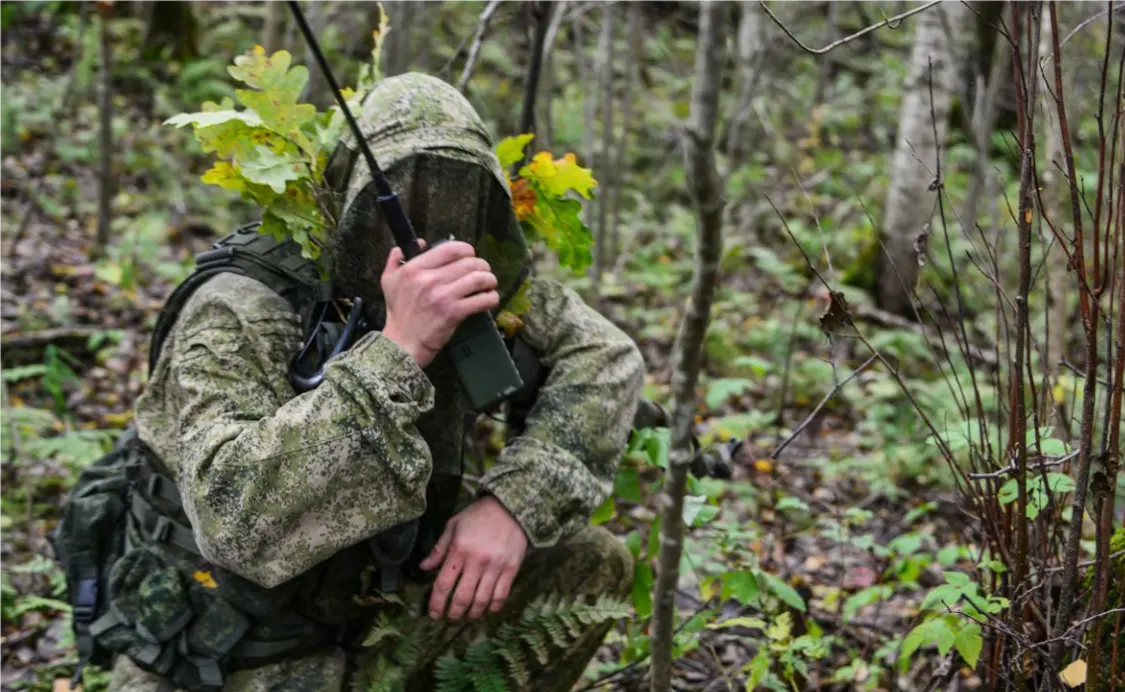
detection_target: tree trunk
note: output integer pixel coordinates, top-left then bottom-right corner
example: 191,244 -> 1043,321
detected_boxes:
537,0 -> 569,151
92,2 -> 114,261
407,2 -> 432,74
648,4 -> 728,692
299,1 -> 328,107
724,1 -> 764,165
1037,4 -> 1075,428
263,1 -> 285,53
874,1 -> 965,317
517,2 -> 553,141
382,1 -> 417,77
593,2 -> 616,303
812,0 -> 840,105
608,2 -> 641,263
576,16 -> 595,185
960,27 -> 1009,236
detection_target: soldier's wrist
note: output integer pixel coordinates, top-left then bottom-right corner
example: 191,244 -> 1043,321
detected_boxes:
382,323 -> 434,368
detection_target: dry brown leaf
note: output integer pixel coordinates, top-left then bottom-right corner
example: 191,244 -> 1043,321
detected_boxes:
53,678 -> 81,692
803,555 -> 828,571
1058,659 -> 1086,688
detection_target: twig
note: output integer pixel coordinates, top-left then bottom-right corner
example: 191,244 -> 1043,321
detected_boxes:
456,0 -> 503,94
1040,549 -> 1125,575
771,354 -> 876,459
1035,607 -> 1125,650
759,0 -> 942,55
1060,4 -> 1124,49
967,450 -> 1081,480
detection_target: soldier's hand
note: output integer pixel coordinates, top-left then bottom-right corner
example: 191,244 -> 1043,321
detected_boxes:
381,240 -> 500,368
419,494 -> 529,621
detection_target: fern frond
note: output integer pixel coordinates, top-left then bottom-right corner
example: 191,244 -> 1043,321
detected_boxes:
496,637 -> 530,688
435,652 -> 471,692
428,591 -> 632,692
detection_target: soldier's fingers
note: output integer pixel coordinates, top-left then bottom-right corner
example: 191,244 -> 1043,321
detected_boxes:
419,523 -> 454,572
488,565 -> 517,613
467,567 -> 500,621
446,562 -> 482,622
410,239 -> 475,270
429,559 -> 462,619
452,291 -> 500,321
383,247 -> 404,276
444,270 -> 498,302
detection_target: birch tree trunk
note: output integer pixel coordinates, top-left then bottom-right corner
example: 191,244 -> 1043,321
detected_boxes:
263,1 -> 285,53
92,2 -> 114,261
536,0 -> 569,151
874,1 -> 966,316
593,2 -> 616,303
648,4 -> 728,691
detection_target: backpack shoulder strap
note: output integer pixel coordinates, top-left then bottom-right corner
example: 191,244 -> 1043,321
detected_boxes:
148,222 -> 332,374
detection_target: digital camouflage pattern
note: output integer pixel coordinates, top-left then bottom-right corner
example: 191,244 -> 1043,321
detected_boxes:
111,72 -> 645,689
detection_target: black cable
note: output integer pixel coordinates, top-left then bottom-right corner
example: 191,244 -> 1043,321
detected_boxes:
286,0 -> 423,259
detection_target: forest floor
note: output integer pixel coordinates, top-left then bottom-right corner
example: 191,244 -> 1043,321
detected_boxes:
0,10 -> 997,692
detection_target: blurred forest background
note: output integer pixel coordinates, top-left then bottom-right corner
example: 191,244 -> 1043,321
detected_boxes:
1,1 -> 1123,691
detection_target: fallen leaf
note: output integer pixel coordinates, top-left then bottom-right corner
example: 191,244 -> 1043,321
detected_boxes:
1058,659 -> 1086,688
193,570 -> 218,589
103,411 -> 133,426
803,555 -> 827,571
754,459 -> 774,473
843,566 -> 878,590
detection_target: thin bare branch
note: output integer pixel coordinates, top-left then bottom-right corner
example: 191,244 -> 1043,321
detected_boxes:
759,0 -> 942,55
968,450 -> 1081,480
772,354 -> 877,459
456,0 -> 503,93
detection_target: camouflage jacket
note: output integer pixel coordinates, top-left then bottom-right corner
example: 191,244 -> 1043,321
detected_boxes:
133,270 -> 645,590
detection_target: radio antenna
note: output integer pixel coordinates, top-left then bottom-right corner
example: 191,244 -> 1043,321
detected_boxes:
286,0 -> 422,258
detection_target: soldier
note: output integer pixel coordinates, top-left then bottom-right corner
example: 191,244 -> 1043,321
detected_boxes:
99,73 -> 644,691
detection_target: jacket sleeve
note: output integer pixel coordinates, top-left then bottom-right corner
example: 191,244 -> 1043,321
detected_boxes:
139,273 -> 435,589
478,277 -> 645,548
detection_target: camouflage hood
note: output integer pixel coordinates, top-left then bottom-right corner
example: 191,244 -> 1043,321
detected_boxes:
325,72 -> 532,323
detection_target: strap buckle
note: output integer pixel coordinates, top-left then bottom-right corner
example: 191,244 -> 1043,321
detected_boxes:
72,578 -> 99,623
151,516 -> 173,544
147,473 -> 164,499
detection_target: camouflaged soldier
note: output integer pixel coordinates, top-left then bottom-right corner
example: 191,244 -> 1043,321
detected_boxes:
98,73 -> 643,691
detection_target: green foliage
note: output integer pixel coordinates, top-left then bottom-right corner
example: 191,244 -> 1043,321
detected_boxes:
432,593 -> 629,692
499,134 -> 598,273
165,46 -> 367,263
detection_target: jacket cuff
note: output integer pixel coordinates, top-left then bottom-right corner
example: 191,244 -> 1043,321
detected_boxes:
478,437 -> 585,549
345,331 -> 434,406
